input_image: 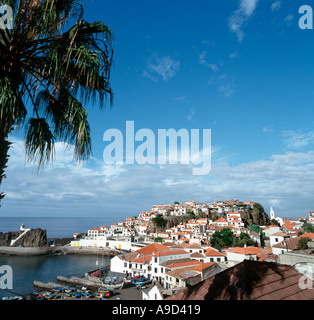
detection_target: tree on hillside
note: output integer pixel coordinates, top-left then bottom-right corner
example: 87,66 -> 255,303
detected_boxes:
0,0 -> 114,203
298,237 -> 310,250
210,228 -> 235,250
152,216 -> 167,229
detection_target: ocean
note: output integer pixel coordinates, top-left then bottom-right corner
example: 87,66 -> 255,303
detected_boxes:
0,216 -> 127,238
0,216 -> 125,299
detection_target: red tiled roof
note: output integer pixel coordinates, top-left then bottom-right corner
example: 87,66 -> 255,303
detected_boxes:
167,260 -> 314,300
136,243 -> 170,255
227,247 -> 259,255
165,260 -> 201,269
153,250 -> 189,257
299,233 -> 314,240
205,248 -> 226,257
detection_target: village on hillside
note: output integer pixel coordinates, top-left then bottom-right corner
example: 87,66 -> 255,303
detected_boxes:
70,200 -> 314,300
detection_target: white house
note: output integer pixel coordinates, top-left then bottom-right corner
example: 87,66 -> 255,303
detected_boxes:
263,225 -> 281,237
226,247 -> 259,266
205,247 -> 227,263
269,232 -> 290,247
309,212 -> 314,225
142,285 -> 164,300
212,217 -> 228,227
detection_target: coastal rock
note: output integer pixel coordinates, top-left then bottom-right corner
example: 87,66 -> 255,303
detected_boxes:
0,228 -> 47,247
0,231 -> 21,246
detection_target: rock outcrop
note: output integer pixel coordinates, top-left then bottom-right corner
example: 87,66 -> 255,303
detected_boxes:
0,228 -> 47,247
240,203 -> 270,227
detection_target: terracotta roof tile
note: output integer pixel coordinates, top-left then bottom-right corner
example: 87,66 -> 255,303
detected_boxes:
166,260 -> 314,300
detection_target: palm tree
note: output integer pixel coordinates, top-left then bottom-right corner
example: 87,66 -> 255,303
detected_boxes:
0,0 -> 114,203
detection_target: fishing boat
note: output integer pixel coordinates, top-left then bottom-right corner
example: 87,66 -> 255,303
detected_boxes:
101,279 -> 124,290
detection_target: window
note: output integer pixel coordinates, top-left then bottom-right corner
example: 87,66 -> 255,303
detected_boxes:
154,258 -> 157,263
154,268 -> 157,273
217,258 -> 220,262
124,262 -> 127,268
161,267 -> 164,273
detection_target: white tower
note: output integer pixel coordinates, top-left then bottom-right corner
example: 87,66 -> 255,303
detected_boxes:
270,207 -> 275,220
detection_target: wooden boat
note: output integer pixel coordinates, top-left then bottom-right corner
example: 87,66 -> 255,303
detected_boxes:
101,279 -> 124,290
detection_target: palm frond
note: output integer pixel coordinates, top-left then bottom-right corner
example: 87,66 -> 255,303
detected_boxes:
25,117 -> 55,168
0,0 -> 114,173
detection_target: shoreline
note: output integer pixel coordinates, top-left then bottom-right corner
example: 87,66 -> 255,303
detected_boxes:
0,246 -> 119,256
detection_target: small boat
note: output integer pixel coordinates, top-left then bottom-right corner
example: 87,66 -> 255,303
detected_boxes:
125,277 -> 133,283
102,281 -> 124,290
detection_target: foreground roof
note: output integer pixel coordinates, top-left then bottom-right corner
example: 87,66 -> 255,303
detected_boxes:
167,260 -> 314,300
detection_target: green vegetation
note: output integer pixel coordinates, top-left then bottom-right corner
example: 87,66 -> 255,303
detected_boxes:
300,220 -> 314,234
298,237 -> 310,250
210,228 -> 256,250
152,216 -> 167,229
0,0 -> 114,202
248,224 -> 263,234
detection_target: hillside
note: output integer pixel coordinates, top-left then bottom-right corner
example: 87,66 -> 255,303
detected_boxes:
240,203 -> 271,227
148,202 -> 271,234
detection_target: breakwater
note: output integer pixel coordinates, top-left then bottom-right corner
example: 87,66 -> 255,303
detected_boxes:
0,246 -> 118,256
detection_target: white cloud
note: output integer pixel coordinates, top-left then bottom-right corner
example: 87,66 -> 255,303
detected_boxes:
229,52 -> 239,59
262,125 -> 274,133
283,130 -> 314,149
271,1 -> 281,12
284,14 -> 294,26
228,0 -> 259,42
144,55 -> 180,82
209,73 -> 236,98
2,136 -> 314,218
199,51 -> 220,73
186,107 -> 195,122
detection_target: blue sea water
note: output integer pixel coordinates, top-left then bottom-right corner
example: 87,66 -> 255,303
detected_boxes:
0,216 -> 124,298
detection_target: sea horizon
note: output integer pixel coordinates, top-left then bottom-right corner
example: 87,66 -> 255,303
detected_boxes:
0,216 -> 129,239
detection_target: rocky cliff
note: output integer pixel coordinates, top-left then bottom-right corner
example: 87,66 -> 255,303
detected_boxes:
0,228 -> 47,247
240,203 -> 271,227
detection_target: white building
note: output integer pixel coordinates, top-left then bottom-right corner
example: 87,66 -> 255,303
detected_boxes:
226,247 -> 259,266
263,225 -> 281,237
142,285 -> 164,300
269,232 -> 291,248
309,212 -> 314,225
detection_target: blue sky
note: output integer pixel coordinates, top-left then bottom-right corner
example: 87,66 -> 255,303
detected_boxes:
2,0 -> 314,219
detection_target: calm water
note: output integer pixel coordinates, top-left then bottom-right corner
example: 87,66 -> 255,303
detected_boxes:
0,254 -> 110,298
0,216 -> 123,298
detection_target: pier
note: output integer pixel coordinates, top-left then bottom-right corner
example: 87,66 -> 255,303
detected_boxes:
57,275 -> 99,288
33,281 -> 62,290
0,245 -> 118,256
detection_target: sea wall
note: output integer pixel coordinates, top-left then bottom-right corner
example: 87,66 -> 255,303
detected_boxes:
0,246 -> 53,256
0,245 -> 118,256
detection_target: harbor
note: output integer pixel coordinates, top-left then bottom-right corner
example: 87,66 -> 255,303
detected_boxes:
29,267 -> 152,301
0,258 -> 153,301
